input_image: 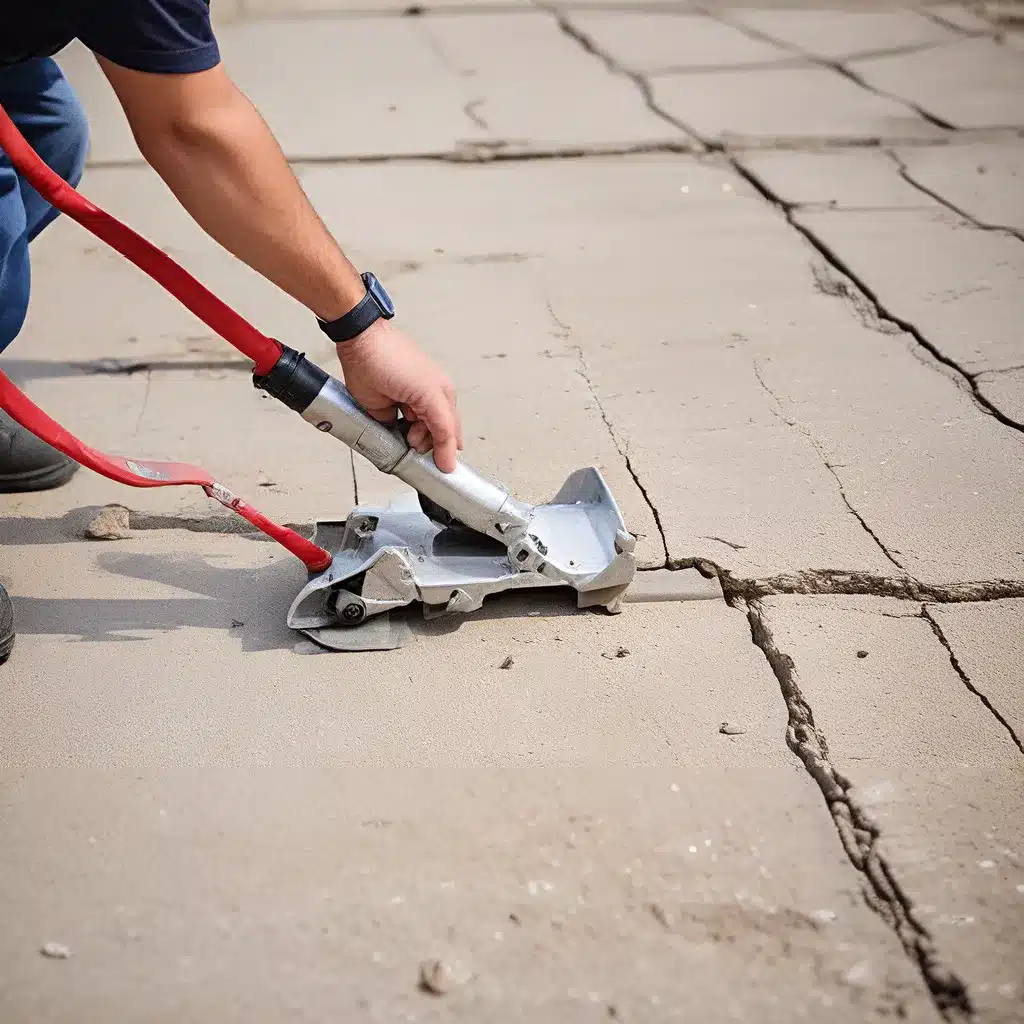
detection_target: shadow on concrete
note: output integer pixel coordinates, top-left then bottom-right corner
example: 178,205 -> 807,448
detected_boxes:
8,544 -> 591,653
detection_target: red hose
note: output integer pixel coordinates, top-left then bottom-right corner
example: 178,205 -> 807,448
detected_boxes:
0,104 -> 282,374
0,102 -> 332,574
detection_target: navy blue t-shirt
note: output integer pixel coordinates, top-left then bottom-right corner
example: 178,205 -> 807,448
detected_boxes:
3,1 -> 221,74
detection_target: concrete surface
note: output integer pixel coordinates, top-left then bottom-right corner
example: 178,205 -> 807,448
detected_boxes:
567,11 -> 795,72
896,139 -> 1024,232
850,37 -> 1024,129
4,2 -> 1024,1021
651,64 -> 943,145
928,598 -> 1024,742
759,596 -> 1024,1023
725,7 -> 959,60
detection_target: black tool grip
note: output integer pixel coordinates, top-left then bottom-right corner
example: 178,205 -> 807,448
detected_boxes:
253,345 -> 329,413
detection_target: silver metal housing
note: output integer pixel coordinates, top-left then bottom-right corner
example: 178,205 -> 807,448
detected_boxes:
288,466 -> 636,650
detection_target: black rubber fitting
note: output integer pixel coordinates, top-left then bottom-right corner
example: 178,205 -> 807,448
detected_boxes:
253,345 -> 329,413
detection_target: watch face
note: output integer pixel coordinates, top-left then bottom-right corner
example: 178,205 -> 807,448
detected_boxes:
366,274 -> 396,318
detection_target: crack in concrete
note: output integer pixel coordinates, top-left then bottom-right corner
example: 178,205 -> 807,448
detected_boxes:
545,1 -> 1024,440
709,566 -> 1024,605
751,360 -> 908,574
886,150 -> 1024,244
921,604 -> 1024,756
133,369 -> 152,439
741,597 -> 973,1021
540,5 -> 708,147
462,99 -> 489,131
567,339 -> 671,566
75,358 -> 253,375
701,8 -> 956,132
734,161 -> 1024,436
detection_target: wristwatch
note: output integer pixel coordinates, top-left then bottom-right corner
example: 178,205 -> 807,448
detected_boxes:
317,272 -> 395,344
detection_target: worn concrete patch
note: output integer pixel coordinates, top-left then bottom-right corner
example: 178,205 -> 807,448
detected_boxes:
651,64 -> 943,145
849,37 -> 1024,129
759,595 -> 1024,1022
724,7 -> 958,61
0,769 -> 938,1023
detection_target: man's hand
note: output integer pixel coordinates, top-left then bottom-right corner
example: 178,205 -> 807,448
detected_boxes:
338,322 -> 463,473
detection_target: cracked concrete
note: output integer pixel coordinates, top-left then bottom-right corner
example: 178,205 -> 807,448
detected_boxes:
4,3 -> 1024,1020
756,596 -> 1024,1023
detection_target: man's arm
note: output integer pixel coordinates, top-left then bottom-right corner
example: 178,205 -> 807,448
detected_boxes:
97,58 -> 462,470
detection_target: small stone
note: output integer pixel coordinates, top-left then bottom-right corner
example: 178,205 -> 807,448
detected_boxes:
719,722 -> 746,736
419,958 -> 470,995
84,505 -> 131,540
40,942 -> 71,959
231,619 -> 244,629
255,470 -> 274,488
856,650 -> 869,659
500,656 -> 514,670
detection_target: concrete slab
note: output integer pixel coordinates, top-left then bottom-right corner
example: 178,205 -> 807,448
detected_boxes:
0,770 -> 938,1023
567,11 -> 794,73
218,16 -> 486,160
215,12 -> 679,161
725,8 -> 958,61
896,139 -> 1024,232
850,38 -> 1024,130
404,11 -> 688,151
736,148 -> 933,209
651,65 -> 943,145
5,368 -> 356,527
0,530 -> 941,1020
298,156 -> 905,580
760,595 -> 1024,1022
925,3 -> 1002,33
16,164 -> 321,370
794,206 -> 1024,379
298,154 -> 1024,584
929,598 -> 1024,742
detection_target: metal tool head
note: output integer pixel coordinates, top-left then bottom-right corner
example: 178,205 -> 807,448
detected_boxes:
288,466 -> 636,651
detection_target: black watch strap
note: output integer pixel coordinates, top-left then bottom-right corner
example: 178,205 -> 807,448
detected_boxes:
317,272 -> 393,344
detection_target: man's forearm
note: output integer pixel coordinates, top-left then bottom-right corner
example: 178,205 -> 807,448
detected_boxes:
100,60 -> 363,322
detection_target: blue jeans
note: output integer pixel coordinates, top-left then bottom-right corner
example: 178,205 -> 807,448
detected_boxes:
0,58 -> 90,354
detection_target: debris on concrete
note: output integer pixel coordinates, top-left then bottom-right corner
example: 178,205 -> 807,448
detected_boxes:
500,656 -> 514,669
83,505 -> 131,541
719,723 -> 747,736
419,957 -> 471,995
256,470 -> 275,487
39,942 -> 71,959
857,650 -> 869,659
602,646 -> 631,659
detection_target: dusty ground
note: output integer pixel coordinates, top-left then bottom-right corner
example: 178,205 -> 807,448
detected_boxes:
1,1 -> 1023,1021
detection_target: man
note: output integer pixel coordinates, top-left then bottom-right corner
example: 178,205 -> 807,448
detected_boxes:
1,1 -> 463,663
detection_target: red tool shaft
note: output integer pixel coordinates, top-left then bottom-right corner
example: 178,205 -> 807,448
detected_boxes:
0,102 -> 332,574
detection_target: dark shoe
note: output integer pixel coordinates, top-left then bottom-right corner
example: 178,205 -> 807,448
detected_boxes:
0,410 -> 78,492
0,582 -> 13,664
